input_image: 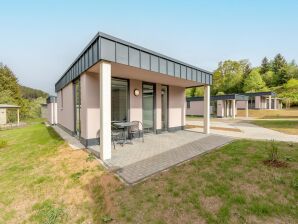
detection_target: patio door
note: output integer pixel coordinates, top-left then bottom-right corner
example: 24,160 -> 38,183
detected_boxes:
74,79 -> 81,137
142,83 -> 155,133
111,78 -> 128,122
161,85 -> 168,131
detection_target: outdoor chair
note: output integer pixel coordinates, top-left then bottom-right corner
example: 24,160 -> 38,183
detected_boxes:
128,121 -> 144,142
111,124 -> 124,149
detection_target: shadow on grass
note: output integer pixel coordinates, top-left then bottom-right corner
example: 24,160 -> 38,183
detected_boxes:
46,126 -> 63,142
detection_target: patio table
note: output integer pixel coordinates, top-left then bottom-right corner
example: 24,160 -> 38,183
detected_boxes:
114,122 -> 135,144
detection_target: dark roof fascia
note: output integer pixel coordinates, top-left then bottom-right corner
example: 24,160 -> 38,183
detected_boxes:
47,96 -> 57,104
97,32 -> 213,75
187,94 -> 249,102
55,32 -> 213,91
243,92 -> 276,97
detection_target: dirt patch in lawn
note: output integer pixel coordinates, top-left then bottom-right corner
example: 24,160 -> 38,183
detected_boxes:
99,173 -> 122,214
263,159 -> 288,168
200,196 -> 223,214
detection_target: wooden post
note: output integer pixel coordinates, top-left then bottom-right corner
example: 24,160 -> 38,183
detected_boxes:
17,108 -> 20,126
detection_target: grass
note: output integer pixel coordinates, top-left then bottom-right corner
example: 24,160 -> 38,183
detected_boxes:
237,108 -> 298,118
0,121 -> 297,223
109,140 -> 298,223
251,120 -> 298,135
0,120 -> 107,224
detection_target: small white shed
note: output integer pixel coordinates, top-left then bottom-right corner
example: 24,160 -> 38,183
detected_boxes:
0,104 -> 20,125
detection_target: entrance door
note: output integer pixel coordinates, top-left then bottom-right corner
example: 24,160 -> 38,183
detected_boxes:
74,79 -> 81,137
142,83 -> 155,133
161,85 -> 168,131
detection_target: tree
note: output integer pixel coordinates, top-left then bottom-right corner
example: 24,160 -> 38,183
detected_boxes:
0,63 -> 21,103
279,79 -> 298,106
260,57 -> 270,74
262,70 -> 278,87
243,69 -> 267,93
212,60 -> 249,95
185,87 -> 196,97
272,54 -> 288,84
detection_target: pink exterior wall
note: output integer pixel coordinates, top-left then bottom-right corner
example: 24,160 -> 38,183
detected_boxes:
169,86 -> 185,128
129,79 -> 142,125
58,72 -> 187,143
57,82 -> 74,132
81,73 -> 100,139
186,101 -> 204,116
217,100 -> 224,117
236,101 -> 246,109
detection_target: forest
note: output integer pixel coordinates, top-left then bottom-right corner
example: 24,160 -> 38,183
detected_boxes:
186,54 -> 298,106
0,63 -> 49,119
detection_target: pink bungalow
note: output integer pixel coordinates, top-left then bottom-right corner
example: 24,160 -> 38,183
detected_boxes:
55,32 -> 212,160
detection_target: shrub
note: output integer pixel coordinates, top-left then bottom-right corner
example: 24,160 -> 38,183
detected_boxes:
0,139 -> 7,148
266,140 -> 279,161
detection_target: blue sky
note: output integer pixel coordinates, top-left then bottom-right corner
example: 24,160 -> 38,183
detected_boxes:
0,0 -> 297,94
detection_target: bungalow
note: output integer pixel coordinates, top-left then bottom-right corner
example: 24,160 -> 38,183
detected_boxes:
186,94 -> 249,118
237,91 -> 283,110
55,32 -> 212,160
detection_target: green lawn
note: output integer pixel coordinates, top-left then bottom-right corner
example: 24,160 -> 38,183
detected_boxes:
0,121 -> 108,224
251,120 -> 298,135
110,140 -> 298,224
0,122 -> 297,224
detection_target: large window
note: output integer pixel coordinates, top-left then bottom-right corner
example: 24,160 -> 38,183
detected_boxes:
74,79 -> 81,137
142,83 -> 155,132
111,78 -> 128,122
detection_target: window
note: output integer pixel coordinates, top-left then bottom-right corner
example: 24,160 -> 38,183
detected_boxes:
111,78 -> 128,122
187,101 -> 190,109
60,90 -> 63,109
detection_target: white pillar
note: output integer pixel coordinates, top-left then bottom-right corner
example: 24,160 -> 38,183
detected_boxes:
245,101 -> 249,117
203,85 -> 210,134
268,95 -> 272,110
232,99 -> 236,119
274,98 -> 277,110
99,61 -> 112,160
17,109 -> 19,126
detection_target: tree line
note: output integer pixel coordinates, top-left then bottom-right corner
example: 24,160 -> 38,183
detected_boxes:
186,54 -> 298,106
0,63 -> 49,120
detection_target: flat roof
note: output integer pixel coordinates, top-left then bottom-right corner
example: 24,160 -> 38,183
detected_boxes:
47,96 -> 57,104
187,94 -> 249,102
243,91 -> 276,97
55,32 -> 213,92
0,104 -> 20,109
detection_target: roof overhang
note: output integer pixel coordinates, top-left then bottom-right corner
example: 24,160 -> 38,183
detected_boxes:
187,94 -> 249,102
0,104 -> 20,109
47,96 -> 57,104
243,91 -> 276,97
55,32 -> 213,92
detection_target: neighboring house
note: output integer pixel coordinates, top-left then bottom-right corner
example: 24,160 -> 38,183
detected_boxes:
40,103 -> 47,119
54,32 -> 213,160
186,94 -> 249,118
47,96 -> 57,125
237,92 -> 283,110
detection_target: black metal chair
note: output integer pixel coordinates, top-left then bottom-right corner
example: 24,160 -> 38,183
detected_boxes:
128,121 -> 144,142
111,124 -> 123,149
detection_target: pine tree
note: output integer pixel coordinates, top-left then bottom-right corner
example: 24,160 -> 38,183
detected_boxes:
260,57 -> 270,74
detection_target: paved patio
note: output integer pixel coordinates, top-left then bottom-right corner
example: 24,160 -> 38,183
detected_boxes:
89,131 -> 234,184
186,119 -> 298,143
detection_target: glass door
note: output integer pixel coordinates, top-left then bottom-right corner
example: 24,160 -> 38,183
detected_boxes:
142,83 -> 155,133
161,85 -> 168,131
74,79 -> 81,137
111,78 -> 128,122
